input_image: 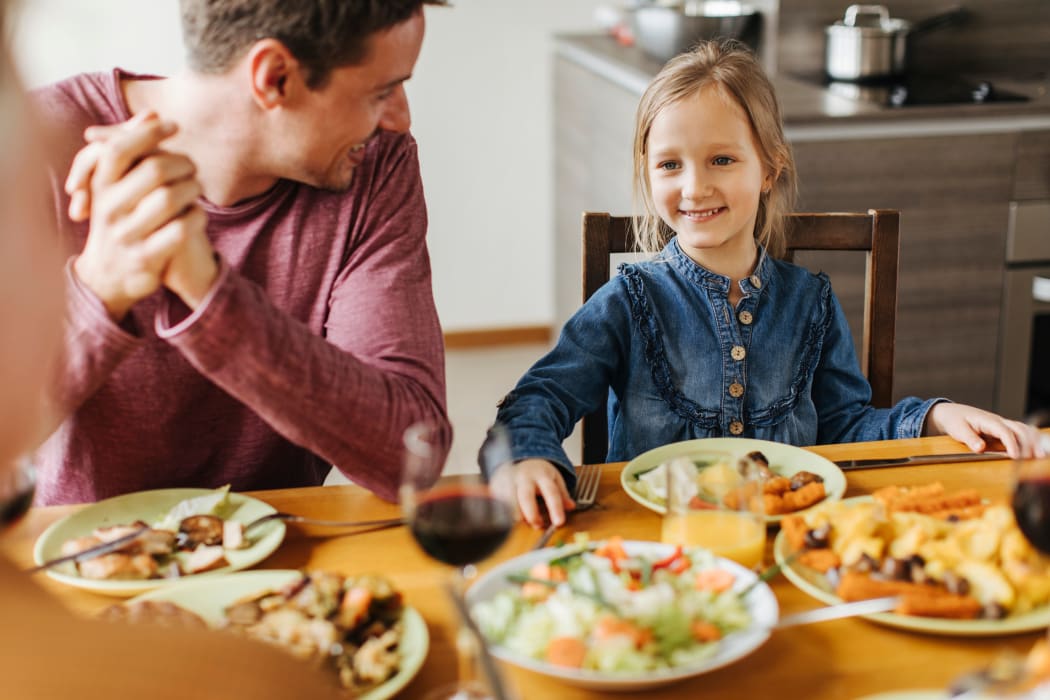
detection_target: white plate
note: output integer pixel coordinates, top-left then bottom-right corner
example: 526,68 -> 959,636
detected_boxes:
465,540 -> 779,691
125,570 -> 428,700
773,497 -> 1050,636
33,488 -> 286,596
619,437 -> 847,523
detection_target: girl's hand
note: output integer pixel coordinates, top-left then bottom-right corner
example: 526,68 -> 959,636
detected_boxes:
490,459 -> 576,529
924,402 -> 1048,458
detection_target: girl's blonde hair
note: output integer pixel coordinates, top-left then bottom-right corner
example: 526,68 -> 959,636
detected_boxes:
631,39 -> 797,257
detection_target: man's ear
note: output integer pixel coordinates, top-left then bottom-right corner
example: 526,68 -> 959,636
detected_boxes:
247,39 -> 301,110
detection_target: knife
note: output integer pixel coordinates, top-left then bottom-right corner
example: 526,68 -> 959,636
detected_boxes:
774,596 -> 902,629
28,525 -> 149,573
834,452 -> 1009,470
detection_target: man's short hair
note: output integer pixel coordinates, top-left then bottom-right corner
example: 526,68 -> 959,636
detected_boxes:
179,0 -> 447,89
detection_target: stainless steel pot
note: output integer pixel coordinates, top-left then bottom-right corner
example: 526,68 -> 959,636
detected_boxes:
823,4 -> 965,82
632,1 -> 760,63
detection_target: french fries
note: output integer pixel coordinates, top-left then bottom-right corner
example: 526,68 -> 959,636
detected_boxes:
784,483 -> 1050,620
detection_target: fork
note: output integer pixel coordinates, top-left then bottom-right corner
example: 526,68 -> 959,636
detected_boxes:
243,512 -> 405,535
533,463 -> 602,549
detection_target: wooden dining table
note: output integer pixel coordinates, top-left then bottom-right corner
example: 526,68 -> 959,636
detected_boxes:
3,433 -> 1047,699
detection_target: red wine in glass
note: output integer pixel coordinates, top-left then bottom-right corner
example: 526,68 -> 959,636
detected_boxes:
1012,475 -> 1050,553
409,486 -> 514,567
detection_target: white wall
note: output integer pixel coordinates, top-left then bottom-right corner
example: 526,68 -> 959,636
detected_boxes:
408,0 -> 609,331
13,0 -> 612,333
12,1 -> 185,84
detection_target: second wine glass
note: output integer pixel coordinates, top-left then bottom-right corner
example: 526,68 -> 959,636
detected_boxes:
1012,457 -> 1050,554
400,421 -> 515,700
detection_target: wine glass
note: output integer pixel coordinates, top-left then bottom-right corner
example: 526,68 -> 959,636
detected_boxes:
400,421 -> 515,700
1012,457 -> 1050,554
0,456 -> 35,530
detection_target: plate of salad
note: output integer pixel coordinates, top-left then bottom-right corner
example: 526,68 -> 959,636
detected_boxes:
467,538 -> 778,691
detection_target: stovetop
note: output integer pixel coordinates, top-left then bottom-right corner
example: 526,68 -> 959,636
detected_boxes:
807,74 -> 1030,108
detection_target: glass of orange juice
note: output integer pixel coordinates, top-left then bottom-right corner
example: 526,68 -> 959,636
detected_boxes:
661,456 -> 766,569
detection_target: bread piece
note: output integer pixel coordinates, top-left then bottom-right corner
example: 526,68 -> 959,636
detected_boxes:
185,544 -> 228,573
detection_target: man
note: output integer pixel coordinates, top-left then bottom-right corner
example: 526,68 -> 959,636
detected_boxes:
32,1 -> 451,505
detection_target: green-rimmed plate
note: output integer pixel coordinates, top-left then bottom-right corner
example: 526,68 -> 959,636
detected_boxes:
124,570 -> 428,700
773,499 -> 1050,636
33,488 -> 286,597
619,437 -> 847,523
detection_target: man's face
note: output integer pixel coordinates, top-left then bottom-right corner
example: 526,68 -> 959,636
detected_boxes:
281,10 -> 425,191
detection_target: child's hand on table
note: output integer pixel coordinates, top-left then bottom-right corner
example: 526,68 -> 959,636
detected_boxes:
490,459 -> 576,529
925,403 -> 1047,458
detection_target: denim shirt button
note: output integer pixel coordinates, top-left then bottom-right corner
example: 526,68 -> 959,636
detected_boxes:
731,345 -> 746,361
729,420 -> 744,435
749,275 -> 762,289
728,382 -> 744,398
738,310 -> 753,325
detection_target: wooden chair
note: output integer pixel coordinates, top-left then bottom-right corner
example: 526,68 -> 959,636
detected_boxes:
580,210 -> 901,465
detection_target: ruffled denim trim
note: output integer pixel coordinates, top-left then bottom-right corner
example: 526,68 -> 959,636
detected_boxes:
748,272 -> 833,426
619,264 -> 720,429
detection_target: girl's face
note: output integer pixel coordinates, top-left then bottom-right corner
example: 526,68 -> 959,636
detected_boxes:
646,84 -> 772,273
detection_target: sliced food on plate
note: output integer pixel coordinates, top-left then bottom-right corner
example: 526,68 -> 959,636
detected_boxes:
56,485 -> 249,580
33,486 -> 288,596
780,482 -> 1050,621
222,571 -> 406,694
467,537 -> 778,690
101,570 -> 426,697
622,438 -> 846,521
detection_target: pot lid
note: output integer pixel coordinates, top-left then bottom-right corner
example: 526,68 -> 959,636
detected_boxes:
829,4 -> 910,33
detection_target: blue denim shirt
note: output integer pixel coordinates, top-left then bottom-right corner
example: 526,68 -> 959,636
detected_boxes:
486,239 -> 942,492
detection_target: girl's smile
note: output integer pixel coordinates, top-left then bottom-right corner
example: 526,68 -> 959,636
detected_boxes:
679,206 -> 726,221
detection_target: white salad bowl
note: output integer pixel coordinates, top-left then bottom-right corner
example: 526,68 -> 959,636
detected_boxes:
465,540 -> 778,691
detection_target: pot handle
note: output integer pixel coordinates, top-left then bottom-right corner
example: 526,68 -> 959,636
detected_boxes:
843,4 -> 890,27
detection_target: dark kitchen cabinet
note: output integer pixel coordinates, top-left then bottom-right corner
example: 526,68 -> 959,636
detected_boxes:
790,134 -> 1015,408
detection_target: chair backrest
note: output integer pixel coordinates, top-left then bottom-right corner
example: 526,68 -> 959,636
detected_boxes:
580,210 -> 901,465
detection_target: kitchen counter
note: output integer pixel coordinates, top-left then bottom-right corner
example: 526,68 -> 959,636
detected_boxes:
556,34 -> 1050,141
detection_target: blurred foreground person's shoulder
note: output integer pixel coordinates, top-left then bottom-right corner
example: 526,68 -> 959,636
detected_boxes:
0,557 -> 343,699
0,6 -> 334,699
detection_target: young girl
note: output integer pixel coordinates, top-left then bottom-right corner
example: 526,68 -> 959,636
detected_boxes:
482,39 -> 1045,529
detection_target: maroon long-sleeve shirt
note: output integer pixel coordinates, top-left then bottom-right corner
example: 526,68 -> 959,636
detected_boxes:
32,69 -> 449,505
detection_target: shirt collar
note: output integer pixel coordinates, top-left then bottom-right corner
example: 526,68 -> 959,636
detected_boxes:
664,238 -> 772,296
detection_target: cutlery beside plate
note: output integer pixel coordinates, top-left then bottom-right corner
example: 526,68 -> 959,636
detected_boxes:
834,452 -> 1009,470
